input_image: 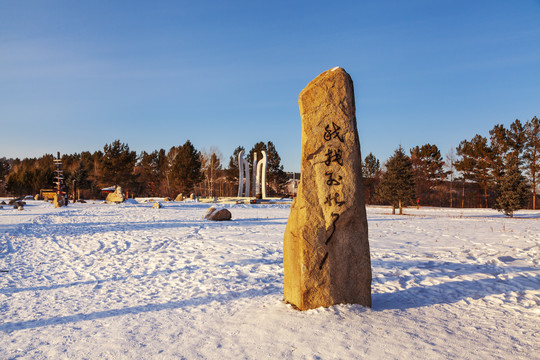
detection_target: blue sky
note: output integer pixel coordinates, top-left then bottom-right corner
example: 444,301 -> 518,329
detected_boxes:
1,1 -> 539,171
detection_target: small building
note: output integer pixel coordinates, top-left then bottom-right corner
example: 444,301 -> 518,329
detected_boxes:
40,189 -> 57,200
101,186 -> 116,198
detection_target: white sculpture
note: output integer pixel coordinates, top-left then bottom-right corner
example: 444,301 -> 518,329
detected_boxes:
238,149 -> 267,198
237,150 -> 250,197
256,151 -> 267,198
252,152 -> 258,197
237,151 -> 243,197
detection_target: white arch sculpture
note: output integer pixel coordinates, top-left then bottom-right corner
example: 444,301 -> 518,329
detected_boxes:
238,149 -> 267,198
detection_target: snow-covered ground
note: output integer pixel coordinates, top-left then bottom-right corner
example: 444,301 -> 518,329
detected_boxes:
1,200 -> 538,359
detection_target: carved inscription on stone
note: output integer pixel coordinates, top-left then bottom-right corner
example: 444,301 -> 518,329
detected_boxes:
283,67 -> 372,310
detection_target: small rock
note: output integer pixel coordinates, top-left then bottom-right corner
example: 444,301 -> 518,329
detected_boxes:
18,205 -> 24,211
207,208 -> 232,221
13,201 -> 25,209
175,193 -> 184,201
152,202 -> 162,209
0,201 -> 6,205
497,256 -> 515,262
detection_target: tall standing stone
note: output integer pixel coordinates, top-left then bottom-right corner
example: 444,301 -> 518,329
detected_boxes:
53,193 -> 65,208
284,67 -> 371,310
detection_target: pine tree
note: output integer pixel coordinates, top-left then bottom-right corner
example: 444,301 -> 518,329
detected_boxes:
170,140 -> 202,195
265,141 -> 288,196
101,140 -> 137,189
455,139 -> 476,208
508,119 -> 526,156
376,146 -> 415,215
134,151 -> 161,196
456,135 -> 493,208
66,166 -> 91,192
489,124 -> 509,191
410,144 -> 446,204
445,149 -> 456,207
494,153 -> 529,217
246,141 -> 266,168
524,116 -> 539,209
361,152 -> 380,205
470,135 -> 492,208
0,157 -> 11,196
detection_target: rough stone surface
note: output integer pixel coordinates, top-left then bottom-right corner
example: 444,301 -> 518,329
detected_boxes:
53,194 -> 65,208
283,67 -> 371,310
175,194 -> 184,201
152,202 -> 162,209
204,206 -> 217,220
106,187 -> 125,204
207,208 -> 232,221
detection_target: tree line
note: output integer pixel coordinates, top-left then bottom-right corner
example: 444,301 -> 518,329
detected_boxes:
0,140 -> 289,199
363,116 -> 539,216
1,116 -> 538,216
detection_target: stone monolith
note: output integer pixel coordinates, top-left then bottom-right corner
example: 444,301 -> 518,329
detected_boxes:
53,194 -> 65,208
283,67 -> 371,310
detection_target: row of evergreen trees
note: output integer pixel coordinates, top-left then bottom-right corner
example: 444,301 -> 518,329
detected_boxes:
1,116 -> 538,216
364,116 -> 539,216
0,140 -> 289,199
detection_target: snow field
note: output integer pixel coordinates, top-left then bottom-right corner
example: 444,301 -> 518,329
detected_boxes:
0,201 -> 539,359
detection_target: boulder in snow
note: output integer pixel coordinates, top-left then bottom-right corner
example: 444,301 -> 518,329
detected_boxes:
106,186 -> 125,204
204,206 -> 231,221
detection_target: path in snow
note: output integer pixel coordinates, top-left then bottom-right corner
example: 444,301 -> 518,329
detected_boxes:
0,201 -> 538,359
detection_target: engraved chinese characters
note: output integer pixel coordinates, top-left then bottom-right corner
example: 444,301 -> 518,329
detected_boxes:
283,67 -> 372,310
